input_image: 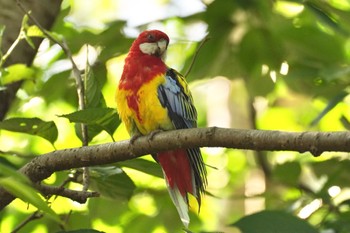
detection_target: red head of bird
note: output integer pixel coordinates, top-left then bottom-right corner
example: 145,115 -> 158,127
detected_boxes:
129,30 -> 170,62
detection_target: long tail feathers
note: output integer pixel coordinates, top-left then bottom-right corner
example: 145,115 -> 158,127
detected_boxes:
157,149 -> 206,228
166,184 -> 190,228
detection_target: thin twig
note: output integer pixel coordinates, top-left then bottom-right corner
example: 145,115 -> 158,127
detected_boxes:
0,29 -> 23,67
11,210 -> 43,233
184,35 -> 210,77
60,210 -> 72,231
82,167 -> 90,191
35,183 -> 99,203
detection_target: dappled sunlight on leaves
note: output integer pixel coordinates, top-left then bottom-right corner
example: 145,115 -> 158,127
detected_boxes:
1,0 -> 350,232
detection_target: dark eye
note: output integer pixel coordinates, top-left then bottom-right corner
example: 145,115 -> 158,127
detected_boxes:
147,33 -> 155,41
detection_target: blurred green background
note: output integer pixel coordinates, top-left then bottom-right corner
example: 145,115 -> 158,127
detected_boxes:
1,0 -> 350,232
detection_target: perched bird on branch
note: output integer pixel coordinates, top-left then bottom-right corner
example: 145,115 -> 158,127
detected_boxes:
116,30 -> 207,227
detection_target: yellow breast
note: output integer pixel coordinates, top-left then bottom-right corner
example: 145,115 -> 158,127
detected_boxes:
116,74 -> 173,136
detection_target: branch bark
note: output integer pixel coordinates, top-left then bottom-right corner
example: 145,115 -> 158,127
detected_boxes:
1,127 -> 350,210
35,183 -> 99,203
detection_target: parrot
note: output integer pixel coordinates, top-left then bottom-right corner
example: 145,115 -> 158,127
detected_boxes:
115,30 -> 207,227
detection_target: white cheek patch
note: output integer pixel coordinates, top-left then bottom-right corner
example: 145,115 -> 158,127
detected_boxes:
139,42 -> 158,55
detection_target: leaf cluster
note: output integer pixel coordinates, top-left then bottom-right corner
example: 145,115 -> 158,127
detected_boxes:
1,0 -> 350,232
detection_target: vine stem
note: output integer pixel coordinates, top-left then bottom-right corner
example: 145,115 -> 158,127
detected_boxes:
184,35 -> 210,78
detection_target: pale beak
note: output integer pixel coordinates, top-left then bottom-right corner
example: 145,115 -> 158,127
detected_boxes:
157,39 -> 168,55
157,39 -> 168,61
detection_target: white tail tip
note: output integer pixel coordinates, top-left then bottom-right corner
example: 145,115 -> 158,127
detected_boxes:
167,185 -> 190,228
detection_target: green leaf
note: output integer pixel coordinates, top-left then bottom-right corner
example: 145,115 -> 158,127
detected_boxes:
118,158 -> 163,178
20,13 -> 30,31
182,0 -> 237,80
319,65 -> 350,82
232,210 -> 318,233
311,159 -> 350,190
26,25 -> 45,38
74,123 -> 102,143
60,108 -> 116,125
322,210 -> 350,233
84,61 -> 105,108
284,62 -> 345,97
283,25 -> 345,63
52,19 -> 128,61
38,71 -> 76,105
273,161 -> 301,186
305,1 -> 349,36
0,161 -> 29,181
0,64 -> 37,85
0,117 -> 58,144
238,28 -> 284,73
60,108 -> 120,141
310,91 -> 348,126
70,47 -> 109,143
245,70 -> 275,97
123,214 -> 159,232
0,163 -> 62,223
328,7 -> 350,34
20,14 -> 36,49
88,166 -> 136,200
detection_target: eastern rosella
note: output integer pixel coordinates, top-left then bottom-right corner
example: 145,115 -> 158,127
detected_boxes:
115,30 -> 207,227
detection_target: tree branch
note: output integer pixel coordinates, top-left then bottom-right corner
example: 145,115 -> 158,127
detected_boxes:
34,183 -> 99,203
1,127 -> 350,210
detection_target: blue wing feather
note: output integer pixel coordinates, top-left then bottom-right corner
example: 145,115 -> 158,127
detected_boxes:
157,68 -> 207,197
157,69 -> 197,129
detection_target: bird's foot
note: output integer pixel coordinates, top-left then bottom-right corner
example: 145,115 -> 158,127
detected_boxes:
130,134 -> 142,144
148,129 -> 163,141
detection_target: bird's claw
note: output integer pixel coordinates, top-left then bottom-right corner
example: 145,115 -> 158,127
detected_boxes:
148,129 -> 163,141
130,134 -> 142,144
